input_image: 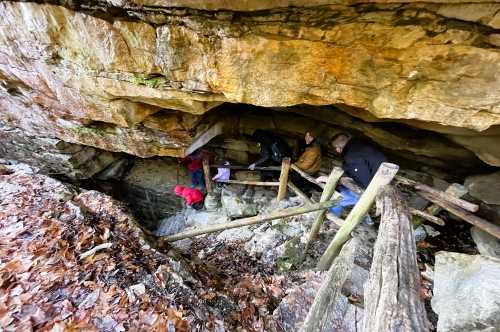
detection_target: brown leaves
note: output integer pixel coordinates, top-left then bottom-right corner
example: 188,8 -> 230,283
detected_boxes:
0,173 -> 190,331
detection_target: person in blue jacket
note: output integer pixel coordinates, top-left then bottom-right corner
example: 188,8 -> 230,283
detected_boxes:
318,132 -> 386,225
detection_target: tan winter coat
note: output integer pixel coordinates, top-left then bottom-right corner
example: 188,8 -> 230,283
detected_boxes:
294,144 -> 321,174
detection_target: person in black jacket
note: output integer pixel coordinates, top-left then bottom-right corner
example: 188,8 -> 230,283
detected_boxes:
248,130 -> 291,180
318,133 -> 386,225
330,133 -> 386,188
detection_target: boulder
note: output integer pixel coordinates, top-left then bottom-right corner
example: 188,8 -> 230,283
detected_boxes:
221,186 -> 257,218
471,227 -> 500,259
432,252 -> 500,332
465,171 -> 500,205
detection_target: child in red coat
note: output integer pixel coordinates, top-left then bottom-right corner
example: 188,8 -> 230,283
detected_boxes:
174,185 -> 204,210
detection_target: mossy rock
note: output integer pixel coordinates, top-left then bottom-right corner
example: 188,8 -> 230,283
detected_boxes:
276,237 -> 304,272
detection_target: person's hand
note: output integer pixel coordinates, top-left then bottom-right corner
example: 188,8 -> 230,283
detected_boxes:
248,163 -> 256,171
316,175 -> 328,183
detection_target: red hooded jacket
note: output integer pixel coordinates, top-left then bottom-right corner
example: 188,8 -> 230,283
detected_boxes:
174,185 -> 203,206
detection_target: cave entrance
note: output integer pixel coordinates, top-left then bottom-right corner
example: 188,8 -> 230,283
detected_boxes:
88,103 -> 494,232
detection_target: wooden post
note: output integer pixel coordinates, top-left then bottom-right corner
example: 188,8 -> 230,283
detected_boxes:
202,158 -> 212,193
161,200 -> 337,242
420,192 -> 500,240
277,158 -> 291,201
317,163 -> 399,270
300,238 -> 359,332
306,167 -> 344,249
363,186 -> 429,331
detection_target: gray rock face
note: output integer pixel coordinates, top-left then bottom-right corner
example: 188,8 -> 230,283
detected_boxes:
432,252 -> 500,332
0,125 -> 118,179
465,171 -> 500,205
122,157 -> 190,228
221,186 -> 258,218
471,227 -> 500,259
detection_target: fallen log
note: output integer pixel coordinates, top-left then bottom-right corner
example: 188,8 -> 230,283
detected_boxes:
395,175 -> 478,213
306,167 -> 344,248
363,186 -> 430,332
300,238 -> 359,332
420,192 -> 500,240
160,200 -> 337,242
317,163 -> 399,270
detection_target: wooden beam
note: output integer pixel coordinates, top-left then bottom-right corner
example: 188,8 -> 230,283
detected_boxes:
300,238 -> 359,332
185,121 -> 224,156
210,164 -> 281,171
395,175 -> 478,213
277,158 -> 291,201
340,175 -> 445,226
420,192 -> 500,240
291,164 -> 325,189
202,158 -> 213,193
363,186 -> 429,331
288,181 -> 314,204
219,179 -> 279,186
426,183 -> 467,216
161,200 -> 338,242
306,167 -> 344,248
317,163 -> 399,270
409,208 -> 445,226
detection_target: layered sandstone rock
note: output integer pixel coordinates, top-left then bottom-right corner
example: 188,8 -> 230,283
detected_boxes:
1,1 -> 500,166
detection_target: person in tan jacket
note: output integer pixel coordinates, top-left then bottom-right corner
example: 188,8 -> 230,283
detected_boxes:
294,130 -> 322,174
290,129 -> 322,193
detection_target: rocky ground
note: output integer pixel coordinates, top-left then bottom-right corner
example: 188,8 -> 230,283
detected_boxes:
1,162 -> 500,331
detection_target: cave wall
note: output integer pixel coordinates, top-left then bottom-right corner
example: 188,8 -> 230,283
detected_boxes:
1,0 -> 500,168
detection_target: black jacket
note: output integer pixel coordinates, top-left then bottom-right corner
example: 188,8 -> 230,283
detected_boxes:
342,139 -> 386,188
252,130 -> 291,166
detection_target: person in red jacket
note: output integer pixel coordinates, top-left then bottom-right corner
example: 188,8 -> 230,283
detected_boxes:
180,150 -> 205,188
174,185 -> 204,210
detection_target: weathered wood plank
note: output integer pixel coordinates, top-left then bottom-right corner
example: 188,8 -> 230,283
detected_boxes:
362,186 -> 429,332
301,238 -> 358,332
317,163 -> 399,270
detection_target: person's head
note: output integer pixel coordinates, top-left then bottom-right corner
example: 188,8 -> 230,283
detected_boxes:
330,133 -> 351,155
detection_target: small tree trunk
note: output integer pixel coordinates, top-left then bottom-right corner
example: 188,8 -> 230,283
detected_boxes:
362,186 -> 429,332
288,181 -> 314,204
317,163 -> 399,270
306,167 -> 344,248
277,158 -> 291,201
160,200 -> 337,242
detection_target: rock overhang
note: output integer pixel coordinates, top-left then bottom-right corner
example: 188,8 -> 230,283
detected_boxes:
1,1 -> 500,166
